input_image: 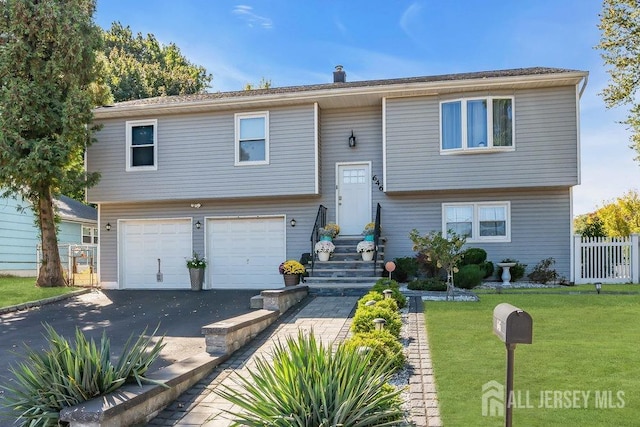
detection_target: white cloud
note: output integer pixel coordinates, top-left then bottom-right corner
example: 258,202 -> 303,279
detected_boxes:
399,1 -> 425,45
233,4 -> 273,29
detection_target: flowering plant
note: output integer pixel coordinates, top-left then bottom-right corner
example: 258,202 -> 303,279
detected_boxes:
362,222 -> 376,236
314,240 -> 335,254
279,260 -> 306,275
356,240 -> 375,253
319,222 -> 340,238
186,252 -> 207,269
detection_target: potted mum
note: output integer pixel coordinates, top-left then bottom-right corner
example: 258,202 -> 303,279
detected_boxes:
314,240 -> 335,262
186,252 -> 206,291
361,222 -> 376,241
356,240 -> 376,261
279,260 -> 306,286
319,222 -> 340,241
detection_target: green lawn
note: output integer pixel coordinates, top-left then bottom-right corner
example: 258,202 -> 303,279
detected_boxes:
425,284 -> 640,426
0,275 -> 80,309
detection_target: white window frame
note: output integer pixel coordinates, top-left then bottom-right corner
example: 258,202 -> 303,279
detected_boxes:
126,119 -> 158,171
235,111 -> 269,166
439,96 -> 515,154
82,226 -> 98,244
442,201 -> 511,242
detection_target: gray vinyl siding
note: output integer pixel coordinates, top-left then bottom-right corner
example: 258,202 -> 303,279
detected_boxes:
87,105 -> 318,203
317,106 -> 384,223
385,86 -> 579,192
377,188 -> 572,279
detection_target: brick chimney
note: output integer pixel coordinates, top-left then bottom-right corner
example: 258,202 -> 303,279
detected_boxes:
333,65 -> 346,83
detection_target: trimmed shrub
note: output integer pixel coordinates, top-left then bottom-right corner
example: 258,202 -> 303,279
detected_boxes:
216,331 -> 403,426
352,305 -> 402,338
357,291 -> 384,308
371,278 -> 407,308
385,256 -> 419,282
454,264 -> 485,289
407,278 -> 447,291
2,324 -> 165,426
460,248 -> 487,265
481,261 -> 494,278
528,257 -> 559,284
344,330 -> 406,372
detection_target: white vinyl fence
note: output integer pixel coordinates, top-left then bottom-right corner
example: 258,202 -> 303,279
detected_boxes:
573,235 -> 639,284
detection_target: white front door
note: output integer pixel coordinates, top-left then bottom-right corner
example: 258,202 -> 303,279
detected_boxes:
336,163 -> 371,235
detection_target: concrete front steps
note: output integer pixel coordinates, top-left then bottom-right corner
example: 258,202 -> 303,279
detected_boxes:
304,236 -> 385,289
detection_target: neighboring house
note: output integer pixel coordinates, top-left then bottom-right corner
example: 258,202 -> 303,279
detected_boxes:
87,66 -> 588,290
0,193 -> 98,276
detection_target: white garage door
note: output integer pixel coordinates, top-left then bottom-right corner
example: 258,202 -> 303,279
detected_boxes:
120,219 -> 192,289
208,217 -> 285,289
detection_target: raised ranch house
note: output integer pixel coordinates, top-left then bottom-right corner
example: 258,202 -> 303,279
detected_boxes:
87,66 -> 588,290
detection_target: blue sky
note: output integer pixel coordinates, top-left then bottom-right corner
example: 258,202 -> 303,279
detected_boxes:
95,0 -> 639,216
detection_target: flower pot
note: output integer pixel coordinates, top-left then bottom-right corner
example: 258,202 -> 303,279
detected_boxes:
189,267 -> 204,291
364,234 -> 374,241
320,235 -> 333,242
361,251 -> 374,261
283,273 -> 300,286
317,251 -> 330,262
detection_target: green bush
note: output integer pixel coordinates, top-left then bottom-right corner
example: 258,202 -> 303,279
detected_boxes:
357,291 -> 384,308
497,258 -> 527,282
216,331 -> 403,426
352,305 -> 402,338
385,256 -> 419,282
371,278 -> 407,308
408,278 -> 447,291
2,324 -> 165,426
481,261 -> 494,278
460,248 -> 487,265
528,257 -> 559,284
344,330 -> 406,372
454,264 -> 485,289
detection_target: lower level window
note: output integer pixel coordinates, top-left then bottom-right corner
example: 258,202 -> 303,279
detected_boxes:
443,201 -> 510,242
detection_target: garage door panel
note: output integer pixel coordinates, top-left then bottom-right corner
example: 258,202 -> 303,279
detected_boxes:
208,217 -> 285,289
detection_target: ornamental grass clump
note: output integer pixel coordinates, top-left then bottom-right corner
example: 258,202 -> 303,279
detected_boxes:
1,324 -> 165,426
216,330 -> 403,426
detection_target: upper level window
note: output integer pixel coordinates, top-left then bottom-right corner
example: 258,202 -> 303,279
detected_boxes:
440,97 -> 514,152
235,112 -> 269,165
443,201 -> 510,242
126,119 -> 157,171
82,226 -> 98,244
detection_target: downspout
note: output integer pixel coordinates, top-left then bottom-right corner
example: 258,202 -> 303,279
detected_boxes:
578,74 -> 588,98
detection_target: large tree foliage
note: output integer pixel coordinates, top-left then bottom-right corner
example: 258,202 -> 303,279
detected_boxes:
574,190 -> 640,237
597,0 -> 640,161
0,0 -> 101,286
100,22 -> 212,103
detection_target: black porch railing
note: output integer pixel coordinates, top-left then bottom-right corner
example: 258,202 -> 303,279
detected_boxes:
310,205 -> 327,274
372,203 -> 381,275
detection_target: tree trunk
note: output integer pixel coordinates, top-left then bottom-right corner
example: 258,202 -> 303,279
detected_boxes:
36,188 -> 66,287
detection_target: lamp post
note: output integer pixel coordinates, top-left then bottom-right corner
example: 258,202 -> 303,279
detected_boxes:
595,282 -> 602,294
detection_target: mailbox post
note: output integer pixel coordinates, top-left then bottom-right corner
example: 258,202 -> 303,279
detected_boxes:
493,303 -> 533,427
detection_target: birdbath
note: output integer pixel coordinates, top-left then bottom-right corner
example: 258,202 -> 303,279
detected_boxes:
497,262 -> 517,286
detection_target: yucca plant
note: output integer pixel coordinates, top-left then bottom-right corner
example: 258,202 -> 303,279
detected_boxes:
216,330 -> 404,426
1,323 -> 165,427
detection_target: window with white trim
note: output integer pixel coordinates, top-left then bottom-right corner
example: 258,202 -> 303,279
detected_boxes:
440,97 -> 514,152
235,112 -> 269,165
126,119 -> 157,171
82,226 -> 98,244
442,202 -> 510,242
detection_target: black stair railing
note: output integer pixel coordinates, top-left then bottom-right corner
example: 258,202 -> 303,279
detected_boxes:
372,203 -> 381,275
310,205 -> 327,274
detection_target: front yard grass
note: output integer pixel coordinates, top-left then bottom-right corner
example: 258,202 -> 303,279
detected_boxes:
0,275 -> 80,309
425,284 -> 640,426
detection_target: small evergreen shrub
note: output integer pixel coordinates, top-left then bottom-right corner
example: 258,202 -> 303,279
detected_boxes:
454,264 -> 485,289
385,256 -> 419,282
216,331 -> 403,426
357,291 -> 384,308
407,278 -> 447,291
371,278 -> 407,308
528,257 -> 559,284
460,248 -> 487,265
481,261 -> 495,278
352,305 -> 402,338
344,330 -> 406,372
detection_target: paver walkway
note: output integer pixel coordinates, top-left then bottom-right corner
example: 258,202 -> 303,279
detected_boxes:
148,295 -> 442,426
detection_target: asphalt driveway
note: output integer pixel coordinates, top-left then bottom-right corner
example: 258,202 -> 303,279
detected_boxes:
0,289 -> 258,383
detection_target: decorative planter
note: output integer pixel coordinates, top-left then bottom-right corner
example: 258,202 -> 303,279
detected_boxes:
317,251 -> 330,262
361,251 -> 374,261
363,234 -> 374,241
189,268 -> 205,291
283,273 -> 300,286
320,235 -> 333,242
497,262 -> 516,286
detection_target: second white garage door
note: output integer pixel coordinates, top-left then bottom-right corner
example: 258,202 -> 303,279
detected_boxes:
207,217 -> 285,289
